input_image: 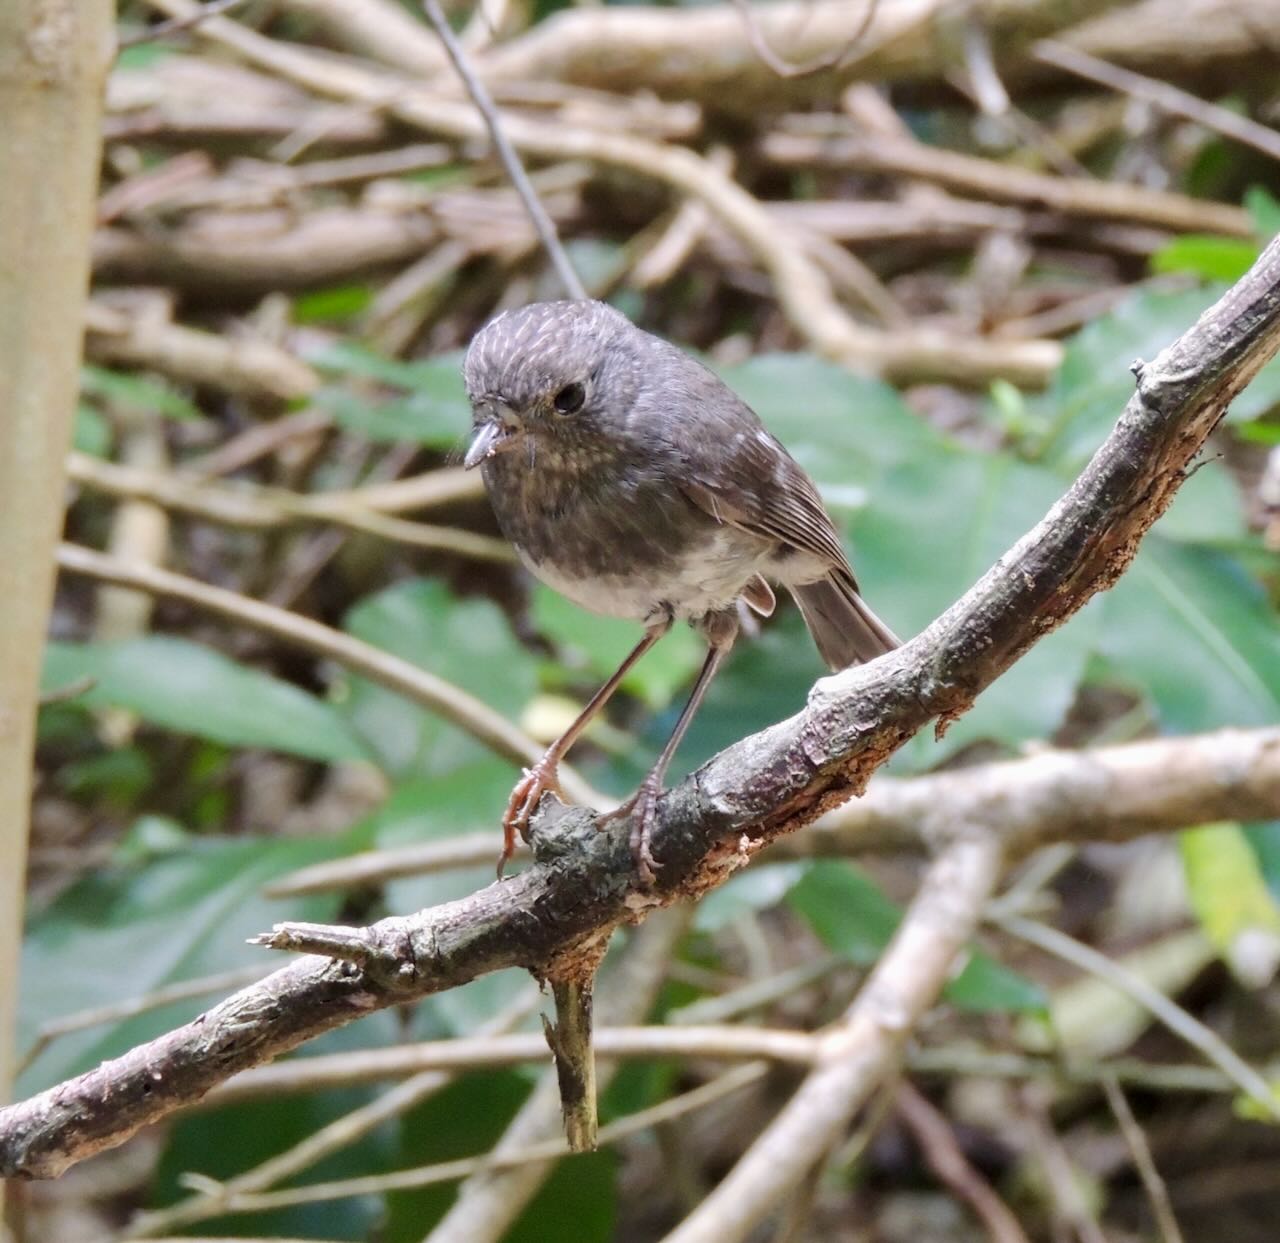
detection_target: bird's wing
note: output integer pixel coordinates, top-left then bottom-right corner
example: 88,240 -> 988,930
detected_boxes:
677,426 -> 858,588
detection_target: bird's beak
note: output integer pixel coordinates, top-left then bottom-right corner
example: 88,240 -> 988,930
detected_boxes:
464,408 -> 521,470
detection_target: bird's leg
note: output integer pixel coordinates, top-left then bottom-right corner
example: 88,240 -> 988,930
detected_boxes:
499,616 -> 671,877
599,610 -> 738,884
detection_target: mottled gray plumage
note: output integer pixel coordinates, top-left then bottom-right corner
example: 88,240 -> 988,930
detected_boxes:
463,299 -> 898,880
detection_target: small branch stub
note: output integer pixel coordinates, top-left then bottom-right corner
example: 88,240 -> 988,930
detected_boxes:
544,979 -> 599,1152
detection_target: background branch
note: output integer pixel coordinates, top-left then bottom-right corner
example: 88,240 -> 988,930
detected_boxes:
664,834 -> 1005,1243
0,0 -> 112,1137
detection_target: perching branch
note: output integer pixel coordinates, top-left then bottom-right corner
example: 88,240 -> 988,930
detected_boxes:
3,237 -> 1278,1180
261,726 -> 1280,897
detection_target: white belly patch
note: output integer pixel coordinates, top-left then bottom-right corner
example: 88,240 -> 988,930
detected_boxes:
517,527 -> 771,623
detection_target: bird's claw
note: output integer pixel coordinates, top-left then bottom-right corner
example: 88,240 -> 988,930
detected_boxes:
498,758 -> 563,878
597,779 -> 662,886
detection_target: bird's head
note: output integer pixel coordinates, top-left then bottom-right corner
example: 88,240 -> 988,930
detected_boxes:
461,299 -> 641,470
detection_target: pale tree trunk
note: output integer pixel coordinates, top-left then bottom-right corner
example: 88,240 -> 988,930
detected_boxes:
0,0 -> 113,1169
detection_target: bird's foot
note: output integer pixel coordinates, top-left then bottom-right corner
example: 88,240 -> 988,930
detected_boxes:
499,757 -> 564,878
597,777 -> 662,885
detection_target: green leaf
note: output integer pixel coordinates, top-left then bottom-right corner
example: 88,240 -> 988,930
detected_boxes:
851,448 -> 1100,759
1153,458 -> 1248,544
60,747 -> 153,807
396,1053 -> 620,1243
1034,287 -> 1224,470
310,345 -> 470,447
1246,185 -> 1280,241
18,828 -> 368,1094
384,1071 -> 617,1243
1099,539 -> 1280,732
80,364 -> 203,421
41,637 -> 369,764
717,353 -> 942,489
73,403 -> 112,456
1236,420 -> 1280,445
1035,286 -> 1280,463
1181,822 -> 1280,987
1150,235 -> 1260,282
313,385 -> 466,448
694,862 -> 810,933
382,1072 -> 526,1241
113,40 -> 173,69
1243,822 -> 1280,899
339,578 -> 538,777
292,283 -> 374,324
787,861 -> 1044,1013
313,341 -> 466,393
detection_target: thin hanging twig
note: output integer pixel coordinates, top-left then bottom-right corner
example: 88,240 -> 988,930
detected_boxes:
419,0 -> 587,301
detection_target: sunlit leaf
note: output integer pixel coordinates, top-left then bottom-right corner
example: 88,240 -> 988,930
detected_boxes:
1151,235 -> 1259,282
1181,822 -> 1280,987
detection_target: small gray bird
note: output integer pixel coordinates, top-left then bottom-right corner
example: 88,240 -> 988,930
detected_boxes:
463,300 -> 898,881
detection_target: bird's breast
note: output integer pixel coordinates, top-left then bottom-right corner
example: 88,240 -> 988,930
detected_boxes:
484,455 -> 772,623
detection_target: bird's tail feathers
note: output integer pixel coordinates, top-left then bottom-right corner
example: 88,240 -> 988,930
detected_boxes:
791,572 -> 899,671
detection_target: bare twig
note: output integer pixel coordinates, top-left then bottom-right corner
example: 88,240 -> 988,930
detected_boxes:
1035,38 -> 1280,164
66,454 -> 515,561
1101,1075 -> 1187,1243
729,0 -> 879,80
277,0 -> 447,76
896,1081 -> 1030,1243
146,1065 -> 767,1216
422,909 -> 691,1243
204,1029 -> 1237,1107
996,913 -> 1280,1120
125,987 -> 542,1239
19,967 -> 271,1077
903,1085 -> 1030,1240
119,0 -> 250,48
419,0 -> 586,302
138,0 -> 1063,387
544,979 -> 597,1152
476,0 -> 1124,108
85,300 -> 318,400
762,127 -> 1254,238
283,467 -> 485,514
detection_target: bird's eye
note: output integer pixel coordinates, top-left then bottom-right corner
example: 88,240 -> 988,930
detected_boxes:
552,382 -> 586,415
